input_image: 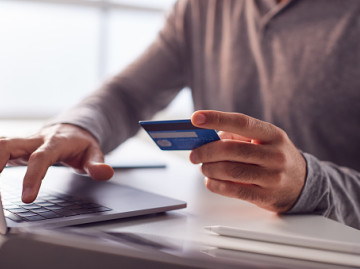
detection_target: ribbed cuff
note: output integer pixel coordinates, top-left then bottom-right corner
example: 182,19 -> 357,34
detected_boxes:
286,152 -> 329,215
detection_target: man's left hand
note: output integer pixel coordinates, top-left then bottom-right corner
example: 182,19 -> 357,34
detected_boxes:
190,110 -> 306,212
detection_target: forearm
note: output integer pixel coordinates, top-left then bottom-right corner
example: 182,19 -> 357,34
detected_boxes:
47,1 -> 189,153
287,152 -> 360,229
46,83 -> 144,154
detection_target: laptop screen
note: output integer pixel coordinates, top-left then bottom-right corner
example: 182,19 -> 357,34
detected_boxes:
0,193 -> 8,234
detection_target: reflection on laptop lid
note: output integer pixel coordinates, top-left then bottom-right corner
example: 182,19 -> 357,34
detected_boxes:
0,167 -> 186,235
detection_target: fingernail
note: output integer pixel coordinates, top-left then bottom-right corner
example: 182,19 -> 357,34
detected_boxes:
193,113 -> 207,125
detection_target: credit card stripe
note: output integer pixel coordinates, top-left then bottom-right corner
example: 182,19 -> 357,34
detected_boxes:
140,121 -> 203,131
149,131 -> 198,139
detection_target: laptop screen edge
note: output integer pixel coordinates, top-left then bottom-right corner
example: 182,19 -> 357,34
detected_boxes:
0,192 -> 9,235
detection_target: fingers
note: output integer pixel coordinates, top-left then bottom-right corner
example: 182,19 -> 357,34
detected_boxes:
190,139 -> 284,167
0,136 -> 51,203
0,137 -> 43,172
0,150 -> 9,173
191,110 -> 285,144
205,177 -> 265,203
205,177 -> 296,212
190,110 -> 306,213
21,142 -> 112,203
1,124 -> 113,203
83,145 -> 114,181
22,144 -> 59,203
201,161 -> 277,186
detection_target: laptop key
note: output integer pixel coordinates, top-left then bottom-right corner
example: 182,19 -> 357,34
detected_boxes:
46,198 -> 66,203
51,209 -> 77,217
9,208 -> 30,214
71,208 -> 96,215
5,211 -> 23,222
82,203 -> 102,209
44,205 -> 62,210
21,204 -> 42,210
38,211 -> 60,219
66,205 -> 83,210
36,202 -> 55,207
17,212 -> 37,218
31,208 -> 51,214
4,205 -> 22,210
39,195 -> 59,200
23,215 -> 46,222
33,199 -> 47,203
62,211 -> 79,217
57,202 -> 73,207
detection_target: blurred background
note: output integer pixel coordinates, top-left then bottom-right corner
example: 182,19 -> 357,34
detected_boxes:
0,0 -> 193,123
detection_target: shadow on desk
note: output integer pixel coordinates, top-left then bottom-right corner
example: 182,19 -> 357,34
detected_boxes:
0,236 -> 201,269
1,227 -> 355,269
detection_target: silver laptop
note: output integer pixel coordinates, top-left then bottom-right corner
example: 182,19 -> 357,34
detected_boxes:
0,167 -> 186,234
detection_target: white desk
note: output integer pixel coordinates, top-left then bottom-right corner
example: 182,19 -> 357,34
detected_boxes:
1,128 -> 360,268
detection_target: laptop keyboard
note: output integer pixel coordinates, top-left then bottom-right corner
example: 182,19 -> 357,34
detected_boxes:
1,186 -> 112,223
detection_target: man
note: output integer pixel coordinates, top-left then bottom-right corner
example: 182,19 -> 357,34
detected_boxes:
1,0 -> 360,229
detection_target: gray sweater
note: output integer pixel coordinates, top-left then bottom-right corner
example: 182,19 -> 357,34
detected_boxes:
51,0 -> 360,229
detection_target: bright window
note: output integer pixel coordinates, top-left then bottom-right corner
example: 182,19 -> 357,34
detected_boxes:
0,0 -> 192,120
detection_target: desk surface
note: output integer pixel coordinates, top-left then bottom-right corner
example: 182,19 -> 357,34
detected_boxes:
1,137 -> 360,268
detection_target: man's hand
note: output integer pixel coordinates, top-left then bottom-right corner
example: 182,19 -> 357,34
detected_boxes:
0,124 -> 114,203
190,110 -> 306,213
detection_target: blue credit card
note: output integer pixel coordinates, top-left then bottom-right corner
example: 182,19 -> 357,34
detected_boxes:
139,119 -> 220,150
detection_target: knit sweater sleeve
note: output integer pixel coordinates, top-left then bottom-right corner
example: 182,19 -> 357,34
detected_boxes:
287,152 -> 360,229
46,0 -> 190,153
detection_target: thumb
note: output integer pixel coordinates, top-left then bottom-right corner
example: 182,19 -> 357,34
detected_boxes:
84,146 -> 114,181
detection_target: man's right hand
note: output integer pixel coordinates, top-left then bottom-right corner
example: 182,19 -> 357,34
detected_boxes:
0,124 -> 114,203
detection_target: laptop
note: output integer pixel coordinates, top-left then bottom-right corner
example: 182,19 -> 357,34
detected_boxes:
0,166 -> 186,235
